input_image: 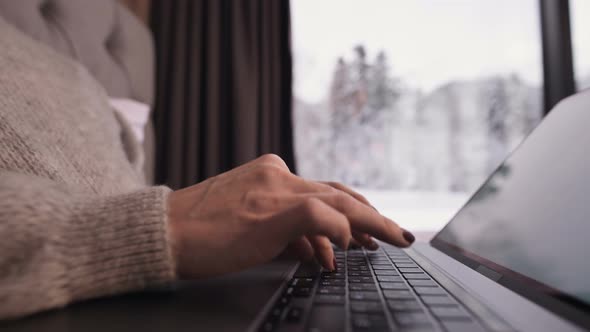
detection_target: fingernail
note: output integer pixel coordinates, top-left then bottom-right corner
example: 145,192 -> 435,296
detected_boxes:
402,229 -> 415,244
371,204 -> 379,212
332,258 -> 338,271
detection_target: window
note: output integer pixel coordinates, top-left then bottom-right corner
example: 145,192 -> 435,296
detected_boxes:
292,0 -> 544,232
570,0 -> 590,91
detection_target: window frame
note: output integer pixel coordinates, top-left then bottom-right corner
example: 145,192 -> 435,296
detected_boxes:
539,0 -> 577,114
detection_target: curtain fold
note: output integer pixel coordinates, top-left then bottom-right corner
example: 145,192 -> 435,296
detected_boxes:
150,0 -> 295,189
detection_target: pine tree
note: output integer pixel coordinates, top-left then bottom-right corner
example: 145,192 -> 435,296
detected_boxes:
366,51 -> 398,123
484,77 -> 510,173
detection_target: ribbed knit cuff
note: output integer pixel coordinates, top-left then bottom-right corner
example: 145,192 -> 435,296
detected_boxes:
58,186 -> 175,302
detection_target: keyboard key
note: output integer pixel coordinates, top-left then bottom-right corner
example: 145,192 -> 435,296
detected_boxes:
375,270 -> 399,276
387,300 -> 423,311
307,305 -> 345,332
268,306 -> 285,322
348,271 -> 372,277
431,307 -> 471,320
367,253 -> 386,258
377,275 -> 403,282
293,287 -> 312,297
379,282 -> 408,290
350,301 -> 385,313
258,320 -> 276,332
291,278 -> 315,287
393,312 -> 432,326
403,273 -> 430,280
314,294 -> 345,305
347,261 -> 368,267
294,263 -> 320,278
285,287 -> 294,296
321,272 -> 345,279
276,296 -> 290,308
372,265 -> 396,270
347,256 -> 366,261
414,287 -> 446,296
348,250 -> 365,256
440,320 -> 486,332
286,306 -> 303,322
395,263 -> 418,268
399,268 -> 422,273
408,279 -> 438,287
421,295 -> 457,306
383,290 -> 415,299
320,279 -> 345,287
391,257 -> 412,262
349,283 -> 377,291
317,286 -> 345,295
349,266 -> 370,272
351,313 -> 389,331
349,276 -> 374,283
350,291 -> 380,301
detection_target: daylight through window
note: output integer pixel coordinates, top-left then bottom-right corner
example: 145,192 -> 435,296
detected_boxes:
292,0 -> 544,231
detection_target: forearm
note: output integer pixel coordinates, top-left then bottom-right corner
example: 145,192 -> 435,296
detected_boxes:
0,172 -> 175,320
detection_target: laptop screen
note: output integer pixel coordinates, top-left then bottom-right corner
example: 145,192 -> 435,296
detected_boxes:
431,94 -> 590,323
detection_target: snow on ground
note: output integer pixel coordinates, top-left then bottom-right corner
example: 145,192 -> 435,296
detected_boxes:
355,189 -> 470,233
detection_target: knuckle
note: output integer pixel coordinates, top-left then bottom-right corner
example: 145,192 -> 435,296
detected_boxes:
252,164 -> 283,184
356,193 -> 369,203
334,192 -> 354,211
258,153 -> 288,169
327,181 -> 345,192
300,197 -> 322,220
319,182 -> 338,193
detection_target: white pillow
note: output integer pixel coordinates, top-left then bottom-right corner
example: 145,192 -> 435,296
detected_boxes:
108,98 -> 150,143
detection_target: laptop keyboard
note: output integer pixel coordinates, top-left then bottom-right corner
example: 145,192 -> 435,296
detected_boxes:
258,246 -> 487,332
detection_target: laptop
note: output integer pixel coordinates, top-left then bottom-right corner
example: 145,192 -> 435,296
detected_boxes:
248,90 -> 590,332
3,91 -> 589,332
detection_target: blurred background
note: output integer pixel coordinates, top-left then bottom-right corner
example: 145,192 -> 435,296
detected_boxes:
120,0 -> 587,234
291,0 -> 589,233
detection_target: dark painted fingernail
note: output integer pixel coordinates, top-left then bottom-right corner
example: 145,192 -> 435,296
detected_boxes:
332,258 -> 338,271
402,230 -> 415,244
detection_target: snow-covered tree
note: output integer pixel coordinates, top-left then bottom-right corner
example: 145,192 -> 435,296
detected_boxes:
483,77 -> 510,173
326,46 -> 401,188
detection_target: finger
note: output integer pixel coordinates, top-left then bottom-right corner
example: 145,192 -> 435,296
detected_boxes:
317,193 -> 413,248
352,231 -> 379,251
279,178 -> 377,214
308,235 -> 336,271
285,236 -> 315,261
320,181 -> 374,208
257,192 -> 414,248
349,237 -> 362,249
265,197 -> 351,251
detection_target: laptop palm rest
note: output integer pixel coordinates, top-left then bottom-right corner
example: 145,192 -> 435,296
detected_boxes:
1,260 -> 297,332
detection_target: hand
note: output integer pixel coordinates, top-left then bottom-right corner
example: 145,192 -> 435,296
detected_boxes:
167,154 -> 415,278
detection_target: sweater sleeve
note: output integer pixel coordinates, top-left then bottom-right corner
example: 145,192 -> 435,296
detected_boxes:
0,172 -> 176,320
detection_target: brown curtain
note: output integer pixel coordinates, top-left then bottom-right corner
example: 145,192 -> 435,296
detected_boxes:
150,0 -> 295,189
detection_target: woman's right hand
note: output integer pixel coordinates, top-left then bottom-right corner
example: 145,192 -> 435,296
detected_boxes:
167,154 -> 415,278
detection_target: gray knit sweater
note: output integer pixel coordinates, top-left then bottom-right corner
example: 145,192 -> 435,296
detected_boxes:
0,19 -> 175,319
